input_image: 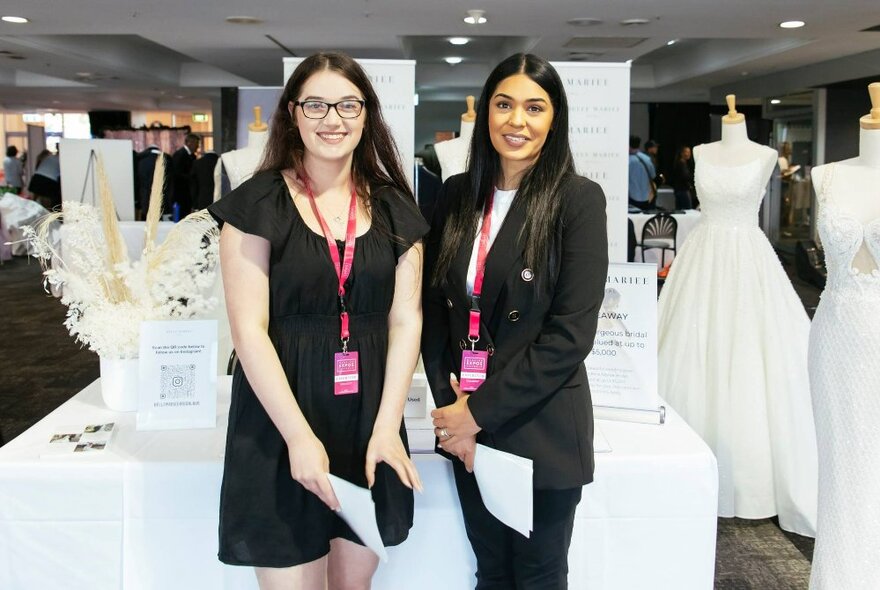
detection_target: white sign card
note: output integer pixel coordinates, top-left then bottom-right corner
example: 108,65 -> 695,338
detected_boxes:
59,138 -> 135,221
586,262 -> 659,412
405,373 -> 428,418
552,62 -> 630,263
137,320 -> 218,430
283,57 -> 416,186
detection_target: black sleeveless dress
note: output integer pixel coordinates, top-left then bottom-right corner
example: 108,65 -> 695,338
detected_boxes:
208,170 -> 428,567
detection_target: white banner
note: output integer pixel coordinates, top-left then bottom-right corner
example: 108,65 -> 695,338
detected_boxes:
552,62 -> 630,263
586,262 -> 659,412
137,320 -> 218,430
59,138 -> 135,221
283,58 -> 415,186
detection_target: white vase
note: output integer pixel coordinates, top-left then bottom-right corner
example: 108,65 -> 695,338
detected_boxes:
99,357 -> 139,412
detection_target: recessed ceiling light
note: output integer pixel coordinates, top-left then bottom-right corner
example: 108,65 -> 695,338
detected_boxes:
444,56 -> 463,65
1,16 -> 29,24
620,18 -> 651,26
225,16 -> 263,24
667,39 -> 677,46
448,37 -> 469,45
464,10 -> 487,25
779,20 -> 805,29
567,18 -> 602,27
740,71 -> 750,76
770,99 -> 781,105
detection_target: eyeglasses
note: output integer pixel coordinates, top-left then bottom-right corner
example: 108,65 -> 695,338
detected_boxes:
294,100 -> 366,119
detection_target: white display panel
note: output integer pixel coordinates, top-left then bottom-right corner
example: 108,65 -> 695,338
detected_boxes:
59,138 -> 135,221
552,62 -> 631,263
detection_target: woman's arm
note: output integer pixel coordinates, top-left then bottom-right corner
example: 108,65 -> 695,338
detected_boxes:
365,242 -> 425,491
220,223 -> 339,509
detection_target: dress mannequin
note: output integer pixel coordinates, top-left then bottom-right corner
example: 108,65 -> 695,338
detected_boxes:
435,96 -> 476,181
658,94 -> 818,536
808,82 -> 880,590
213,106 -> 270,200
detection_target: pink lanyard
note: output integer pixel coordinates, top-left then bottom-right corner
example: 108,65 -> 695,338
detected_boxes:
469,192 -> 494,347
303,179 -> 358,352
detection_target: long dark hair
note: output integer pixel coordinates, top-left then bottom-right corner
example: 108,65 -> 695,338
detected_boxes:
259,52 -> 414,206
433,53 -> 575,286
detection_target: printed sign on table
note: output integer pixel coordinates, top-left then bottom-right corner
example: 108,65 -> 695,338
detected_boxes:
137,320 -> 218,430
586,262 -> 659,412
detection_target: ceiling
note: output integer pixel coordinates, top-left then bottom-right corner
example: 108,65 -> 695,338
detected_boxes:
0,0 -> 878,112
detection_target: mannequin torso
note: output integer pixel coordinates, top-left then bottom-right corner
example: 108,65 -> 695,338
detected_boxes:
696,121 -> 777,177
435,120 -> 475,181
812,128 -> 880,274
214,129 -> 270,198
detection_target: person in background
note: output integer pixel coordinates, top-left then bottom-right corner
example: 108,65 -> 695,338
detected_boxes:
28,149 -> 61,209
669,145 -> 696,210
3,146 -> 24,194
422,53 -> 608,590
171,133 -> 200,217
628,135 -> 655,210
191,148 -> 219,210
644,139 -> 665,187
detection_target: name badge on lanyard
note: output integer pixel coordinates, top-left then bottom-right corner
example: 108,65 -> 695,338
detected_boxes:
460,193 -> 494,392
304,177 -> 360,396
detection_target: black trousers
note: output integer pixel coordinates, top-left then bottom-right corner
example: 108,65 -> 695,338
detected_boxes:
453,460 -> 583,590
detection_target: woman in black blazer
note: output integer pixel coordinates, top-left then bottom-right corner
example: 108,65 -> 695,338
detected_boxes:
422,54 -> 608,589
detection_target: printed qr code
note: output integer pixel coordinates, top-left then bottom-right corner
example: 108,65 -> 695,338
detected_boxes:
160,364 -> 196,400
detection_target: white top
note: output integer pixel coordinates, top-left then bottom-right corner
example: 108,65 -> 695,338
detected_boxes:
466,187 -> 517,294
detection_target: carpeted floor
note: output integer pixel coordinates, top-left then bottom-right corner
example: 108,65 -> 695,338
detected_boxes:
0,253 -> 818,588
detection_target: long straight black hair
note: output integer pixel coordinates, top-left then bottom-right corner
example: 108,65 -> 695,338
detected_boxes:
433,53 -> 575,286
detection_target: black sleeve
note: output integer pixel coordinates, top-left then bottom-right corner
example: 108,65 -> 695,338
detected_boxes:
420,176 -> 461,410
207,171 -> 290,251
467,177 -> 609,433
375,187 -> 430,259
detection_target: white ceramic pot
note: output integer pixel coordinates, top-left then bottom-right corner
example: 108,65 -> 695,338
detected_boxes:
99,357 -> 139,412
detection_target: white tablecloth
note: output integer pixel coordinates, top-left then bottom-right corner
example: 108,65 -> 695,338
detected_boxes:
629,211 -> 702,267
0,378 -> 717,590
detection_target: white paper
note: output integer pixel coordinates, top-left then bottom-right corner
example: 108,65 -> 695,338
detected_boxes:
40,422 -> 117,457
137,320 -> 218,431
473,444 -> 533,537
326,473 -> 389,562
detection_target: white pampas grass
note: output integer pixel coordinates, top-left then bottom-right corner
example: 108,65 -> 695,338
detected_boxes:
23,154 -> 220,359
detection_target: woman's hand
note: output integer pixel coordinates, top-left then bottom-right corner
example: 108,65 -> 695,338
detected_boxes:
366,428 -> 424,492
432,374 -> 481,440
439,434 -> 477,472
287,433 -> 340,510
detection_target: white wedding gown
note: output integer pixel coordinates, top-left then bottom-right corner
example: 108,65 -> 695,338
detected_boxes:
658,145 -> 818,536
809,164 -> 880,589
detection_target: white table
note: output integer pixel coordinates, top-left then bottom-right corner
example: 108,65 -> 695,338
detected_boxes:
0,378 -> 718,590
629,211 -> 702,267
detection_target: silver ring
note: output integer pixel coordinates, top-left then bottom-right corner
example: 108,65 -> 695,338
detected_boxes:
440,428 -> 450,439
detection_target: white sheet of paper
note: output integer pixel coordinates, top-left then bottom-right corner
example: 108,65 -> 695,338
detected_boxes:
326,474 -> 389,562
473,444 -> 533,537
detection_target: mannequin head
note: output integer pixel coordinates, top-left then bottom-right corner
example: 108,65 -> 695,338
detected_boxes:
261,51 -> 411,199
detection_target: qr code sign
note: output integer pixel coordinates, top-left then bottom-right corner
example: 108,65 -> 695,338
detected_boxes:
160,364 -> 196,399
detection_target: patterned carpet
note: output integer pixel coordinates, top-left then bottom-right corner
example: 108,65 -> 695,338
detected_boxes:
0,254 -> 817,588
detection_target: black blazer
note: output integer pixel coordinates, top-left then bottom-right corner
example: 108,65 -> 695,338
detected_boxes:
422,173 -> 608,489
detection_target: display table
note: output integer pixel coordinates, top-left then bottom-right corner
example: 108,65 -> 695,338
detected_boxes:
0,378 -> 717,590
629,210 -> 702,267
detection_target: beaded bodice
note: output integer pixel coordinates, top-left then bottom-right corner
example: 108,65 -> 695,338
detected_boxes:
817,164 -> 880,298
694,146 -> 767,228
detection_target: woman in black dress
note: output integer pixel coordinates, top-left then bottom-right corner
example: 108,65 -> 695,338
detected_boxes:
209,52 -> 427,589
423,54 -> 608,589
670,145 -> 696,210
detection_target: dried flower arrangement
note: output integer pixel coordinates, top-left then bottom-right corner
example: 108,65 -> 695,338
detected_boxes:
23,153 -> 220,359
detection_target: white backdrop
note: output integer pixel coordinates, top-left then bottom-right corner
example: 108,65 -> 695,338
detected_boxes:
552,62 -> 630,263
283,58 -> 415,186
59,138 -> 135,221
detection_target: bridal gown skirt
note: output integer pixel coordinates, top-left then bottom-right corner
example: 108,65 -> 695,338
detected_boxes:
658,220 -> 818,536
808,288 -> 880,588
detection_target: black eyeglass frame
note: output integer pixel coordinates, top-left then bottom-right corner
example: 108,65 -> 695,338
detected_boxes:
293,100 -> 366,119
